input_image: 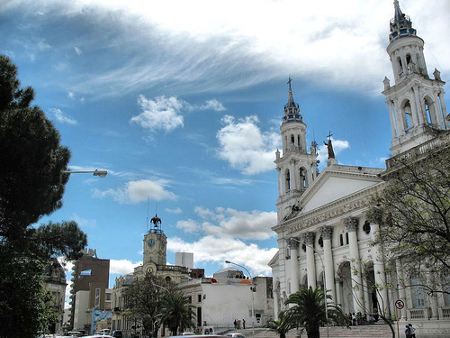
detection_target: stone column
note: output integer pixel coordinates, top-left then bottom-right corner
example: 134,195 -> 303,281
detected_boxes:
395,259 -> 407,320
273,281 -> 279,320
344,217 -> 364,314
438,92 -> 449,127
394,99 -> 405,136
335,278 -> 342,306
413,84 -> 424,125
277,167 -> 282,197
287,238 -> 300,294
289,160 -> 297,191
304,232 -> 316,289
371,223 -> 389,317
322,226 -> 336,303
386,99 -> 398,137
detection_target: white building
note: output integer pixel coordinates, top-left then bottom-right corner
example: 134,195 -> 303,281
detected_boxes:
177,268 -> 273,332
176,252 -> 194,270
269,2 -> 449,337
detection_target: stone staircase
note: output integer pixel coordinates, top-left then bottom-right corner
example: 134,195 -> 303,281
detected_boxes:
242,324 -> 394,338
318,324 -> 393,337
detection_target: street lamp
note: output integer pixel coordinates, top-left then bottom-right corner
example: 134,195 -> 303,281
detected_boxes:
63,169 -> 108,178
288,237 -> 330,338
225,260 -> 255,337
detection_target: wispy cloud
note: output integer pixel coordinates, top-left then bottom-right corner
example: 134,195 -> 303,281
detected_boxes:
49,108 -> 77,125
93,179 -> 177,204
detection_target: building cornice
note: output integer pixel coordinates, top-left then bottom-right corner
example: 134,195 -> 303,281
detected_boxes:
273,181 -> 386,234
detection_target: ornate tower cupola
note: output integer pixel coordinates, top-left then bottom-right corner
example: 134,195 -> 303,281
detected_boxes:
383,0 -> 448,156
143,214 -> 167,275
275,78 -> 318,222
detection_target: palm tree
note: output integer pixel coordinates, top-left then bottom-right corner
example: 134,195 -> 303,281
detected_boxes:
283,287 -> 348,338
159,292 -> 196,335
268,311 -> 292,338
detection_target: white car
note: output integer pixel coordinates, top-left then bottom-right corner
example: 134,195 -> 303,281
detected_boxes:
226,333 -> 246,338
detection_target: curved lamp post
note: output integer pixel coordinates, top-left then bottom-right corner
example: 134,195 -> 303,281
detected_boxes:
225,260 -> 255,337
288,237 -> 330,338
63,169 -> 108,178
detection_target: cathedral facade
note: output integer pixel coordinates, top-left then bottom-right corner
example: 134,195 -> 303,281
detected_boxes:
269,2 -> 449,336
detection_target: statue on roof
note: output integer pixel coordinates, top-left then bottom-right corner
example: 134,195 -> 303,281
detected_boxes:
324,132 -> 335,159
151,214 -> 162,228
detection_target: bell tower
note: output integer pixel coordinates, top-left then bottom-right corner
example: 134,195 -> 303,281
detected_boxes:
275,78 -> 318,222
382,0 -> 448,156
143,214 -> 167,275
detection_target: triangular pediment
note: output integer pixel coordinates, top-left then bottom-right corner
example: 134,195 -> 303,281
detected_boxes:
300,165 -> 384,213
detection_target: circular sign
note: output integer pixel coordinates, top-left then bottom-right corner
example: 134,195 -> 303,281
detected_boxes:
395,299 -> 404,309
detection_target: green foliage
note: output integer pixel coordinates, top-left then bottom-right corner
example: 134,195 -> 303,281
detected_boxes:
268,311 -> 292,338
0,246 -> 58,338
283,288 -> 348,338
160,291 -> 196,335
122,275 -> 172,336
367,144 -> 450,291
0,55 -> 87,337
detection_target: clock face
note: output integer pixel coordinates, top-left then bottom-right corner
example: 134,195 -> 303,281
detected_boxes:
148,239 -> 155,247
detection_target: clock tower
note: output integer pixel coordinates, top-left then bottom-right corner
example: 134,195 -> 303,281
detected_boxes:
143,214 -> 167,275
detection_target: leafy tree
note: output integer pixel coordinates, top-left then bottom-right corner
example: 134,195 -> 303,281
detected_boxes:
122,274 -> 171,337
0,55 -> 87,338
160,291 -> 196,336
283,287 -> 348,338
367,141 -> 450,295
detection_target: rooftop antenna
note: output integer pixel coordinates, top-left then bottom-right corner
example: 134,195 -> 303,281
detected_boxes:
146,198 -> 150,232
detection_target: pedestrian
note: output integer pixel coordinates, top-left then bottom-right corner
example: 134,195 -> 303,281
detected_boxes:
409,324 -> 416,338
234,319 -> 237,330
405,325 -> 411,338
242,319 -> 246,329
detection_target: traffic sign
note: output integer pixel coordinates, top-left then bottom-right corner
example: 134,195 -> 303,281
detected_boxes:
395,299 -> 404,309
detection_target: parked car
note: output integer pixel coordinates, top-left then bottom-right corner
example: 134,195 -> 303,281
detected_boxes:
112,330 -> 123,338
226,333 -> 246,338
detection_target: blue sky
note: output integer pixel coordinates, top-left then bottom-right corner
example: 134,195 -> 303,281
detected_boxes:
1,0 -> 449,295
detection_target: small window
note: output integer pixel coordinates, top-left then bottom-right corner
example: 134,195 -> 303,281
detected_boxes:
95,288 -> 101,308
198,294 -> 202,303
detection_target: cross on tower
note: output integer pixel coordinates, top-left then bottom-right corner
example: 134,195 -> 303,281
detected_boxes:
287,76 -> 292,90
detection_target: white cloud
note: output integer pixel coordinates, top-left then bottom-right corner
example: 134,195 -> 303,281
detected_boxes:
49,108 -> 77,125
176,206 -> 276,240
71,214 -> 97,229
166,207 -> 182,214
110,259 -> 142,275
93,179 -> 177,204
131,95 -> 184,133
131,95 -> 227,134
168,235 -> 277,276
176,219 -> 199,234
198,99 -> 226,112
74,46 -> 83,55
217,115 -> 280,175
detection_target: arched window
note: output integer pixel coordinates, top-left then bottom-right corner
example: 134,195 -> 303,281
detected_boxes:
424,97 -> 436,125
299,167 -> 307,189
397,56 -> 403,76
403,101 -> 413,129
285,169 -> 291,191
